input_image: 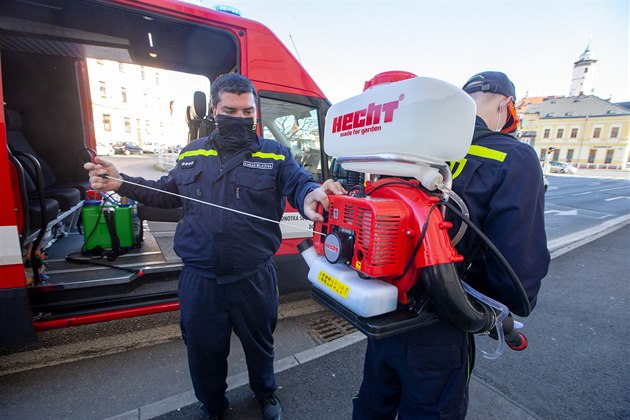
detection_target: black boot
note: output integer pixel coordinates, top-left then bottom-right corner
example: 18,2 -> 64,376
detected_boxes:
259,392 -> 282,420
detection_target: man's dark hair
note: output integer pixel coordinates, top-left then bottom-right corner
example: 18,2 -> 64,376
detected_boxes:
210,73 -> 258,107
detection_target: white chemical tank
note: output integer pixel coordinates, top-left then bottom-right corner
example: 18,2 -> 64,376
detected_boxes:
300,245 -> 398,318
324,75 -> 476,181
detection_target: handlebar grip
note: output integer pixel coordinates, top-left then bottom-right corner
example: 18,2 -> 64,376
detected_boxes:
502,316 -> 528,351
505,329 -> 528,351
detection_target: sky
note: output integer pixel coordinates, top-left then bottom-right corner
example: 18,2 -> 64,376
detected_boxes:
187,1 -> 629,104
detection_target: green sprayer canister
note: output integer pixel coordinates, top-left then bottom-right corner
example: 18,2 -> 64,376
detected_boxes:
82,200 -> 134,251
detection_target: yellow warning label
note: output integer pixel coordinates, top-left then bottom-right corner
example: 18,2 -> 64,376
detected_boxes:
355,261 -> 362,270
317,270 -> 350,299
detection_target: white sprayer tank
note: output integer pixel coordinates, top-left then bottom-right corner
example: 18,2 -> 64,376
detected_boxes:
325,76 -> 476,182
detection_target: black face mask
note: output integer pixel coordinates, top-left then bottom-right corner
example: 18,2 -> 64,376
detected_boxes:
214,114 -> 258,150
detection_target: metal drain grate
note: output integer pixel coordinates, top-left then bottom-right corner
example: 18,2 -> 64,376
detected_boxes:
303,312 -> 356,344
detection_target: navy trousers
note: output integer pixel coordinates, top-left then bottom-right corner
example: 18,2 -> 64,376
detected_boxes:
178,263 -> 279,416
353,319 -> 473,420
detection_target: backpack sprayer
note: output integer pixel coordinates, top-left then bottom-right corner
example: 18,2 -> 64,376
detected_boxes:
80,190 -> 143,257
298,72 -> 528,358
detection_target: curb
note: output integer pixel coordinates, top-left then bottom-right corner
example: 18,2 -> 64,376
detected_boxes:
107,332 -> 366,420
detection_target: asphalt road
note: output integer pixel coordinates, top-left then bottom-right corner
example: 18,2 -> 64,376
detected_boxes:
544,172 -> 630,239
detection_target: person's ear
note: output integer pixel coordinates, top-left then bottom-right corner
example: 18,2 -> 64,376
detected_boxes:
500,96 -> 514,110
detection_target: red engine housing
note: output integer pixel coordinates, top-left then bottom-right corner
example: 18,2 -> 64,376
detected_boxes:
314,178 -> 464,304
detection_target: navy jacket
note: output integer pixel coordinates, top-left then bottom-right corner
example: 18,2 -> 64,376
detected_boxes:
448,117 -> 550,316
117,135 -> 320,283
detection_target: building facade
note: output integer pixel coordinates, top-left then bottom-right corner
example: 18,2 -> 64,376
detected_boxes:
521,96 -> 629,169
515,45 -> 629,170
86,58 -> 173,149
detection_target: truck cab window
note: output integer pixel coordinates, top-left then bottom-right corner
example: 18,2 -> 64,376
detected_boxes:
260,97 -> 322,180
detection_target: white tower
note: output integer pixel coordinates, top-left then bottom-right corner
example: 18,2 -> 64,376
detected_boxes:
569,43 -> 597,97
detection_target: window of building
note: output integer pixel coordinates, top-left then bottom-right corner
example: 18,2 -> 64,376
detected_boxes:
570,128 -> 578,138
593,127 -> 601,138
124,117 -> 131,133
121,87 -> 127,103
553,149 -> 560,161
604,149 -> 614,164
145,120 -> 151,134
543,128 -> 550,139
556,128 -> 564,139
103,114 -> 111,131
99,81 -> 107,98
610,127 -> 619,138
584,68 -> 588,73
566,149 -> 574,162
588,149 -> 596,163
539,149 -> 546,161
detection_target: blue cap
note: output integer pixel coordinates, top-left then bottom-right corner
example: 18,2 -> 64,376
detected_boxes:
462,71 -> 516,99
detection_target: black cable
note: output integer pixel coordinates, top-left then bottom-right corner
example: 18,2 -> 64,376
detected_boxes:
366,180 -> 413,196
366,180 -> 441,282
65,255 -> 142,275
442,199 -> 531,316
103,210 -> 121,260
392,202 -> 441,282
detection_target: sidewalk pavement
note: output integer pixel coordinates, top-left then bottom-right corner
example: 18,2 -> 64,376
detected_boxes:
112,224 -> 629,420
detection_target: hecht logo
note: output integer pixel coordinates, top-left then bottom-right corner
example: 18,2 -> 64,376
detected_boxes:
325,242 -> 339,254
332,99 -> 400,135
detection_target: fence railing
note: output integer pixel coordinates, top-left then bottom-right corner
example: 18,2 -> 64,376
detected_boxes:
156,146 -> 179,172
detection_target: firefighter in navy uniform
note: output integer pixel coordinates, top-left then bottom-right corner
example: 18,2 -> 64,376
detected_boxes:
85,74 -> 346,420
352,71 -> 550,419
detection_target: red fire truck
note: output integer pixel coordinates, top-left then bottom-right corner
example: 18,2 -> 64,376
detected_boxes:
0,0 -> 330,345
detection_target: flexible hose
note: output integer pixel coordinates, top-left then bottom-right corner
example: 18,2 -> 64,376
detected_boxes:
420,264 -> 495,334
442,200 -> 532,317
437,182 -> 469,246
461,281 -> 509,359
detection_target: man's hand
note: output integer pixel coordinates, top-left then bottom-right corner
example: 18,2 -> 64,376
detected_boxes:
83,156 -> 122,192
303,179 -> 347,222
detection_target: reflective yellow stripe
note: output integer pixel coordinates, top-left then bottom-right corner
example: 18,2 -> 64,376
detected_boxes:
177,149 -> 285,161
468,145 -> 506,162
451,145 -> 506,180
252,152 -> 285,161
451,158 -> 467,180
177,149 -> 218,160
